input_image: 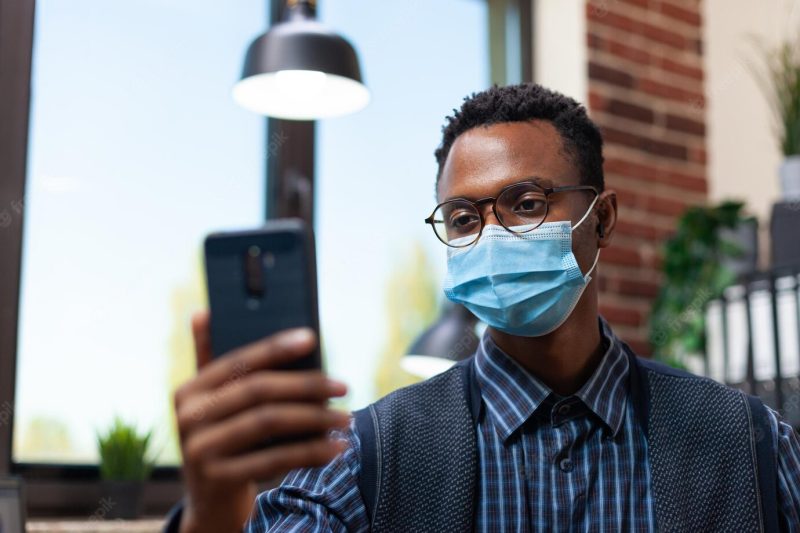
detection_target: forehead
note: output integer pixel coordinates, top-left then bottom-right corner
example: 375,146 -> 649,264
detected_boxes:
437,120 -> 578,201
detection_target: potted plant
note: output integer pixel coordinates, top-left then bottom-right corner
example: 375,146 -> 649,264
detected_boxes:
757,37 -> 800,199
649,201 -> 756,371
96,417 -> 153,519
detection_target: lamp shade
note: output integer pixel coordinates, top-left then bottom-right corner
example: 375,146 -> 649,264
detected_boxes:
402,305 -> 481,380
233,1 -> 369,120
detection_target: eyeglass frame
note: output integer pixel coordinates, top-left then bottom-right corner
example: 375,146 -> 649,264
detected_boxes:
424,180 -> 599,247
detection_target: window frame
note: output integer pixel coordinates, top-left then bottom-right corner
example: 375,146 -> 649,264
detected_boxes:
0,0 -> 35,484
489,0 -> 534,85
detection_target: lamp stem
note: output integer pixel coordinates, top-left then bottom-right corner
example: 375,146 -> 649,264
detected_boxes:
265,118 -> 316,226
284,0 -> 316,21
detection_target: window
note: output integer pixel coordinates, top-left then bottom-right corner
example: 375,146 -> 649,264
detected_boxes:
314,0 -> 490,408
14,0 -> 267,466
12,0 -> 494,473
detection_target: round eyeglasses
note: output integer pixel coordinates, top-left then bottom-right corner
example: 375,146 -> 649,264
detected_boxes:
425,181 -> 598,247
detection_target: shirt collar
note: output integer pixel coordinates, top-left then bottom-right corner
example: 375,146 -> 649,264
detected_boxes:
473,317 -> 629,442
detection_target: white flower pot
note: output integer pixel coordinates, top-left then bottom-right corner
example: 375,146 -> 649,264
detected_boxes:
779,155 -> 800,200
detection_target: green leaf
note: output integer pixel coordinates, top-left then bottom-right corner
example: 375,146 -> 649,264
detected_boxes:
649,201 -> 752,368
751,39 -> 800,156
96,416 -> 153,481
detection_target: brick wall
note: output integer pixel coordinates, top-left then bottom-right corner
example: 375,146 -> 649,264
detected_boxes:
586,0 -> 707,355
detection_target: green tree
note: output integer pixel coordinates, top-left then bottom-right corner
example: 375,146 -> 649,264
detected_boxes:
375,242 -> 439,397
18,416 -> 74,462
163,250 -> 207,463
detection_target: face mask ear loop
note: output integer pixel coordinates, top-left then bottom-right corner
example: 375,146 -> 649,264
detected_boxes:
585,249 -> 601,279
571,194 -> 600,231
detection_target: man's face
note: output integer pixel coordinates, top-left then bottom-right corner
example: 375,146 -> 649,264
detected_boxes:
437,120 -> 599,273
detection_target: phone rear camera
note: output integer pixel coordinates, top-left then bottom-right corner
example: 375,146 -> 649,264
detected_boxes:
244,247 -> 265,299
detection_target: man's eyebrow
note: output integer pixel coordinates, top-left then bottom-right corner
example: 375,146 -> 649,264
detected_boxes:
441,175 -> 553,203
522,176 -> 553,188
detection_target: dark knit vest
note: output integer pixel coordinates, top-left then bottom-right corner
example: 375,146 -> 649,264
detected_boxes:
353,342 -> 779,533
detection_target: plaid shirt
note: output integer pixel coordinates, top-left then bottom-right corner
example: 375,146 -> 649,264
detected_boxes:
245,324 -> 800,532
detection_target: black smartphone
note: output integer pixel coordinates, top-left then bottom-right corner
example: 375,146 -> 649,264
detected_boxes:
204,219 -> 322,370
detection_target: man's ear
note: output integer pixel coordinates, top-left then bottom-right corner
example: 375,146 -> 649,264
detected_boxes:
596,190 -> 617,249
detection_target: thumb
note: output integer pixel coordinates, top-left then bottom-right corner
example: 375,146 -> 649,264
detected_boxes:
191,310 -> 213,370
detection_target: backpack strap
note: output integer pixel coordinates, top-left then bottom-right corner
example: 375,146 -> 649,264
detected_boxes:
463,357 -> 482,425
623,342 -> 650,439
745,394 -> 780,533
353,405 -> 379,525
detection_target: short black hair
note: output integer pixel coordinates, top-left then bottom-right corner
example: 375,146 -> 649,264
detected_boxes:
434,83 -> 605,192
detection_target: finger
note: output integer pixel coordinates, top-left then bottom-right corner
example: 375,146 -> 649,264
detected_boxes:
177,372 -> 348,433
184,404 -> 350,461
203,437 -> 349,484
191,310 -> 213,370
183,328 -> 317,396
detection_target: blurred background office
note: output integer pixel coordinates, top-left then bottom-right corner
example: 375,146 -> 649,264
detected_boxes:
0,0 -> 799,526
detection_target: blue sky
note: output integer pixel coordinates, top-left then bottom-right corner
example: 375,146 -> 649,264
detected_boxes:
15,0 -> 488,463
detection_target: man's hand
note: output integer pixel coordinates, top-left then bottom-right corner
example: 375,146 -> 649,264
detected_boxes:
174,311 -> 349,533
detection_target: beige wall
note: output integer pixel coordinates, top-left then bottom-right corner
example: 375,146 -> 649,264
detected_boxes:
534,0 -> 587,103
704,0 -> 799,230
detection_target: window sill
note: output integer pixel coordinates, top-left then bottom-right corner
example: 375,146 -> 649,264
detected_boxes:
28,519 -> 164,532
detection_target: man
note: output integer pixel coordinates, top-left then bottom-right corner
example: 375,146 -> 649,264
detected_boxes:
169,84 -> 800,532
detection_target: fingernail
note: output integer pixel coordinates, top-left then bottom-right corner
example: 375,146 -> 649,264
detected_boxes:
325,379 -> 348,396
284,328 -> 314,345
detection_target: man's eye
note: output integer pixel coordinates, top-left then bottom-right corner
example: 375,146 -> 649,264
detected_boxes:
449,212 -> 479,229
513,197 -> 545,213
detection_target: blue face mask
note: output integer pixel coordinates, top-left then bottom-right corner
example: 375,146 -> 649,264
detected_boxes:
442,198 -> 600,337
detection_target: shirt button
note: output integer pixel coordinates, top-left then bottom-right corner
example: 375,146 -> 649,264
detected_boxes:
557,404 -> 571,416
559,457 -> 573,472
